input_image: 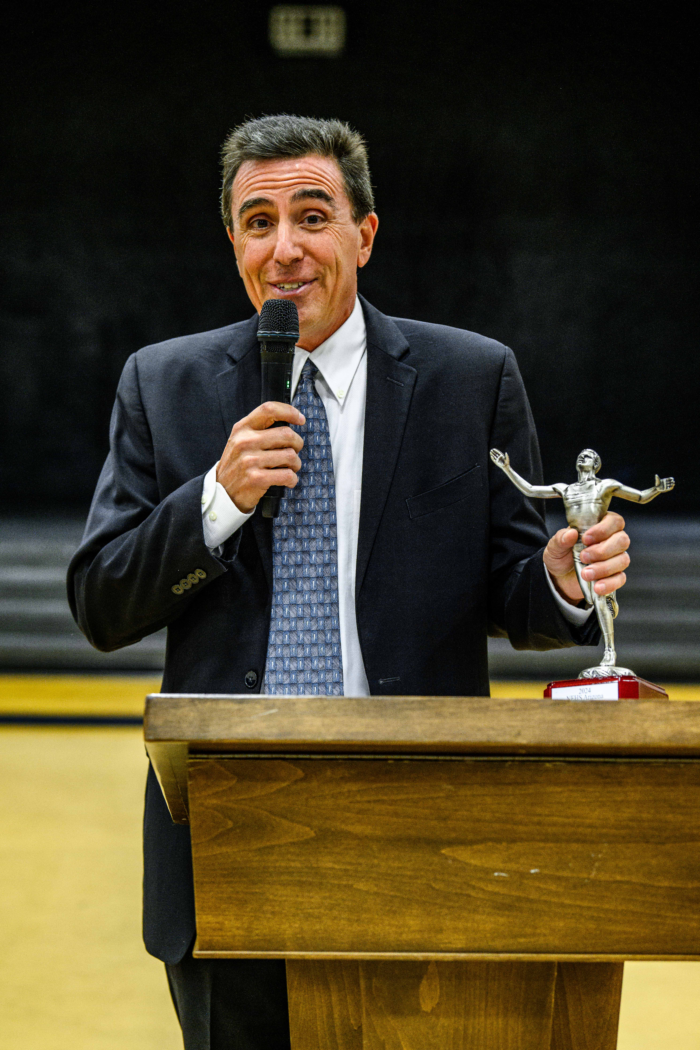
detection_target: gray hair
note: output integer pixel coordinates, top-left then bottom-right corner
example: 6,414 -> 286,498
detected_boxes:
220,114 -> 374,227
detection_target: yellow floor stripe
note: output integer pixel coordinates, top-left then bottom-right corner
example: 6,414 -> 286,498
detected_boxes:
0,675 -> 162,716
0,675 -> 697,717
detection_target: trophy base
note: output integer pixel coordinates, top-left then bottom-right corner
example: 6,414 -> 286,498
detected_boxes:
544,675 -> 669,701
579,664 -> 635,679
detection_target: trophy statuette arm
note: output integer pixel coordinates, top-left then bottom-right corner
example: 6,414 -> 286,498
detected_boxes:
489,449 -> 562,499
613,475 -> 675,504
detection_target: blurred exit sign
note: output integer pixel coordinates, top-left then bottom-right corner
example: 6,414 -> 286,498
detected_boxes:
269,6 -> 346,57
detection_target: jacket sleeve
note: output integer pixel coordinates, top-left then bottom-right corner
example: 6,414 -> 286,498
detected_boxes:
67,353 -> 238,652
486,348 -> 600,650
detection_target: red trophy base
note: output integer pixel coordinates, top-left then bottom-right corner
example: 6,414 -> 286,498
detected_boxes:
544,676 -> 668,700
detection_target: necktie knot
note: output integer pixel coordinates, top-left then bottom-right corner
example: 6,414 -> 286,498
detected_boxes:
298,358 -> 318,391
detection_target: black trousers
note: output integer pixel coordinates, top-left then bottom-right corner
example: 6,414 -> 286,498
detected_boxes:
166,953 -> 291,1050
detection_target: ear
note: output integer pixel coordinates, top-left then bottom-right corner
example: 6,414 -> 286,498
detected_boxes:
357,213 -> 379,269
226,227 -> 241,274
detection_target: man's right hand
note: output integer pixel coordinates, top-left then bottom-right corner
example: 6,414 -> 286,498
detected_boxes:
216,402 -> 305,513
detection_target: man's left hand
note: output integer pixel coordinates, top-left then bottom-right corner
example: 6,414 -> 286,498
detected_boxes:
544,512 -> 630,605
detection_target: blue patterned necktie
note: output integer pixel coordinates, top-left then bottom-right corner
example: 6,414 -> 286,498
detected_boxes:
263,360 -> 344,695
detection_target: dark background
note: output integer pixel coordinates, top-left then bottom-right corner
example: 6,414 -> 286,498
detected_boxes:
2,0 -> 697,514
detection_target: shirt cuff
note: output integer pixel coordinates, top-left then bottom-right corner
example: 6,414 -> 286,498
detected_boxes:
201,463 -> 254,549
545,567 -> 594,625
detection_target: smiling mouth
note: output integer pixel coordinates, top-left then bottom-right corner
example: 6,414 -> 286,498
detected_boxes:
270,280 -> 315,295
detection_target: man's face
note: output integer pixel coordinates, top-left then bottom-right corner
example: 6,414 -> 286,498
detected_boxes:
228,155 -> 378,351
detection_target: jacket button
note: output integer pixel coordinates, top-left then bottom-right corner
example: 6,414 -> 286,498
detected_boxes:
244,670 -> 258,689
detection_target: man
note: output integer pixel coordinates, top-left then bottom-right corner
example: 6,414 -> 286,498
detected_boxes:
68,115 -> 631,1049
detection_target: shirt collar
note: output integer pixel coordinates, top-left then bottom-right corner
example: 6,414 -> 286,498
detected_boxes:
292,297 -> 366,405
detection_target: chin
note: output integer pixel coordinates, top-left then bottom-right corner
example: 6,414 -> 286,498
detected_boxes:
296,302 -> 323,328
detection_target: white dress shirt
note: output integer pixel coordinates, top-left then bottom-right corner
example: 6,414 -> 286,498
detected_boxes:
202,296 -> 590,695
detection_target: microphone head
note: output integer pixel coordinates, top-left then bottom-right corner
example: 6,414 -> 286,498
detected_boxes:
257,298 -> 299,341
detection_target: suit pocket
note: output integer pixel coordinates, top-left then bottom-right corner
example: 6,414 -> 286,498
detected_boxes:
406,465 -> 482,519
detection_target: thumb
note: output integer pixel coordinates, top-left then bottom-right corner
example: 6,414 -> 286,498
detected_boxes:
545,527 -> 578,568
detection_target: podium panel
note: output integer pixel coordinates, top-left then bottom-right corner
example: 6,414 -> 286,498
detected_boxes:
188,754 -> 700,959
285,959 -> 623,1050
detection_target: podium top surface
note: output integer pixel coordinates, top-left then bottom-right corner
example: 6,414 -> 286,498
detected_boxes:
144,693 -> 700,757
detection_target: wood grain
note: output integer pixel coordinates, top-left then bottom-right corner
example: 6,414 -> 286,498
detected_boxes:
144,693 -> 700,824
145,694 -> 700,757
550,963 -> 624,1050
286,960 -> 562,1049
287,960 -> 362,1050
188,756 -> 700,958
359,960 -> 557,1049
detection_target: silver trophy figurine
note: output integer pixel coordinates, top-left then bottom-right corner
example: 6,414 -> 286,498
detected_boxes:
490,447 -> 675,680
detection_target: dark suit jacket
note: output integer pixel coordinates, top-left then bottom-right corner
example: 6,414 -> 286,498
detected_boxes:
68,296 -> 599,964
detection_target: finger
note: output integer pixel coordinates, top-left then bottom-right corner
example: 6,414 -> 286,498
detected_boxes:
582,511 -> 625,544
246,448 -> 302,473
246,466 -> 301,491
543,529 -> 580,584
245,402 -> 306,430
255,426 -> 305,453
579,530 -> 630,563
580,551 -> 630,581
593,571 -> 627,595
547,527 -> 579,559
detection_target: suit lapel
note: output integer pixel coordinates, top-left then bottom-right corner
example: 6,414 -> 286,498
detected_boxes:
215,313 -> 260,438
215,315 -> 273,589
356,298 -> 416,596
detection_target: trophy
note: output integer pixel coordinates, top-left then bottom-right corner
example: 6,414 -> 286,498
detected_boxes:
490,447 -> 675,700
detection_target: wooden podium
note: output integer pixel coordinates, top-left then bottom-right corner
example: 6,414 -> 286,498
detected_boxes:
144,693 -> 700,1049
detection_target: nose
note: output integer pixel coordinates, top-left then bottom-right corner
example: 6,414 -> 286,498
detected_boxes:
273,219 -> 304,267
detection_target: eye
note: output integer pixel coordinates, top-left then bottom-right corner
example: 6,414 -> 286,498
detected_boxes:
303,213 -> 325,226
249,217 -> 271,230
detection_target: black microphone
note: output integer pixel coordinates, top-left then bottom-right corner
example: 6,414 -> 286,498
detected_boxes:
258,298 -> 299,519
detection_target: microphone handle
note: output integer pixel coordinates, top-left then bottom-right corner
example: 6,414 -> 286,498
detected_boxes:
259,341 -> 295,519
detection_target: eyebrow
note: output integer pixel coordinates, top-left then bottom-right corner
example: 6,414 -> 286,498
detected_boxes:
237,188 -> 337,222
237,196 -> 273,221
290,188 -> 336,208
